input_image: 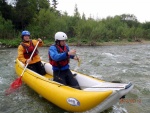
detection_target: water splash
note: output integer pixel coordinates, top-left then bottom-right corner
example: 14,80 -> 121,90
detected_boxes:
102,52 -> 121,58
0,77 -> 3,84
112,104 -> 128,113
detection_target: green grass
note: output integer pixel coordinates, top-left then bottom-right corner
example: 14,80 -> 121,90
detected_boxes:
0,38 -> 149,48
0,38 -> 20,47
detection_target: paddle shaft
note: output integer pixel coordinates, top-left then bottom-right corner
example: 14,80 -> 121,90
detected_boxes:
20,41 -> 39,77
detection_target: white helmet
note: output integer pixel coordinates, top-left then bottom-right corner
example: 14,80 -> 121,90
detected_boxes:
54,32 -> 68,41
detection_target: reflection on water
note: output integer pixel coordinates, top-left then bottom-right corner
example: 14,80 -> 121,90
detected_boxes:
0,44 -> 150,113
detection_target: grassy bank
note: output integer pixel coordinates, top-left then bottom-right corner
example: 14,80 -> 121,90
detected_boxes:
0,38 -> 150,48
68,39 -> 150,46
95,40 -> 150,46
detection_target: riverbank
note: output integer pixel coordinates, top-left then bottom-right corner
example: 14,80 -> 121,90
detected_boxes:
0,39 -> 150,48
96,40 -> 150,46
68,40 -> 150,46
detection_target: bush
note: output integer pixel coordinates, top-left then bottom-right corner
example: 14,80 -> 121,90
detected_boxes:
0,38 -> 20,47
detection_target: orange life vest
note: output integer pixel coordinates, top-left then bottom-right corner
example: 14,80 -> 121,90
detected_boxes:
21,40 -> 38,59
49,45 -> 70,67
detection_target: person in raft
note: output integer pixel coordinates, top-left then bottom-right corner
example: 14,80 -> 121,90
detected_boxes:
17,30 -> 46,75
48,31 -> 81,89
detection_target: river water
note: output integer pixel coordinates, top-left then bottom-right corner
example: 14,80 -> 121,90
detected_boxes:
0,44 -> 150,113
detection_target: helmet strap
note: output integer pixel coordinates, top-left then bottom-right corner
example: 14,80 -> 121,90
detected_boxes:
55,40 -> 60,45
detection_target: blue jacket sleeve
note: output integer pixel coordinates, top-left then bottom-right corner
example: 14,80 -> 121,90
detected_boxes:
49,45 -> 69,61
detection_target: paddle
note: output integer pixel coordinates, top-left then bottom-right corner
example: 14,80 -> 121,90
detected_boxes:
75,54 -> 81,67
5,41 -> 39,95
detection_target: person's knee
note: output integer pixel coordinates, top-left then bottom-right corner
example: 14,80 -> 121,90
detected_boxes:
54,76 -> 67,85
40,69 -> 46,75
27,65 -> 37,72
38,62 -> 46,75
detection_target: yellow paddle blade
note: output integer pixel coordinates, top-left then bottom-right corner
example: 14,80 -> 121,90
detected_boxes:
78,59 -> 81,67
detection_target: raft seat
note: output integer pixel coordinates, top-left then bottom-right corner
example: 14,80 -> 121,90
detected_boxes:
83,85 -> 104,91
83,82 -> 128,91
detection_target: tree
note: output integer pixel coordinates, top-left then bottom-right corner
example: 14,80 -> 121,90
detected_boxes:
121,14 -> 137,21
36,0 -> 50,11
74,4 -> 80,18
141,22 -> 150,39
27,9 -> 57,39
0,0 -> 13,20
81,13 -> 86,20
52,0 -> 58,9
13,0 -> 37,30
0,14 -> 14,39
121,14 -> 139,28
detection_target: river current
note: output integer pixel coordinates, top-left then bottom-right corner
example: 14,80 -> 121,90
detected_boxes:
0,44 -> 150,113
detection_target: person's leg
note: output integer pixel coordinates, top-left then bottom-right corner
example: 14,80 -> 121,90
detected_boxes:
66,69 -> 81,89
27,64 -> 38,72
53,70 -> 67,85
34,61 -> 46,75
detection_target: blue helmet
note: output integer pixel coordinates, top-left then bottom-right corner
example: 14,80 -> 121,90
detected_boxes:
21,30 -> 30,36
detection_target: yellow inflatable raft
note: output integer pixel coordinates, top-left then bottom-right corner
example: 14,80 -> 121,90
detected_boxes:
15,58 -> 133,113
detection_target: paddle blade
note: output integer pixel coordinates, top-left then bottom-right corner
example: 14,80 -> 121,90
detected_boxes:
5,77 -> 22,95
78,59 -> 81,67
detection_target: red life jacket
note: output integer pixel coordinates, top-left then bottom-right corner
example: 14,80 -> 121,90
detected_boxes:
21,40 -> 38,59
49,45 -> 70,67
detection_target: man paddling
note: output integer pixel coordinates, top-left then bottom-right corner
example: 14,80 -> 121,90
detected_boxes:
48,31 -> 80,89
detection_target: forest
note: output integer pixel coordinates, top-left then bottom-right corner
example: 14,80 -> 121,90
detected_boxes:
1,0 -> 150,47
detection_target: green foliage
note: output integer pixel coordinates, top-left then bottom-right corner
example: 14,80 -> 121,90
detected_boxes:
0,15 -> 15,39
28,9 -> 57,39
1,1 -> 150,47
43,39 -> 54,46
52,0 -> 58,9
0,0 -> 13,20
0,38 -> 20,47
13,0 -> 37,29
142,22 -> 150,39
37,0 -> 50,10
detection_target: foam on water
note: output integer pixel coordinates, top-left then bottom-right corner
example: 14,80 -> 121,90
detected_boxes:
0,77 -> 3,84
112,104 -> 128,113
